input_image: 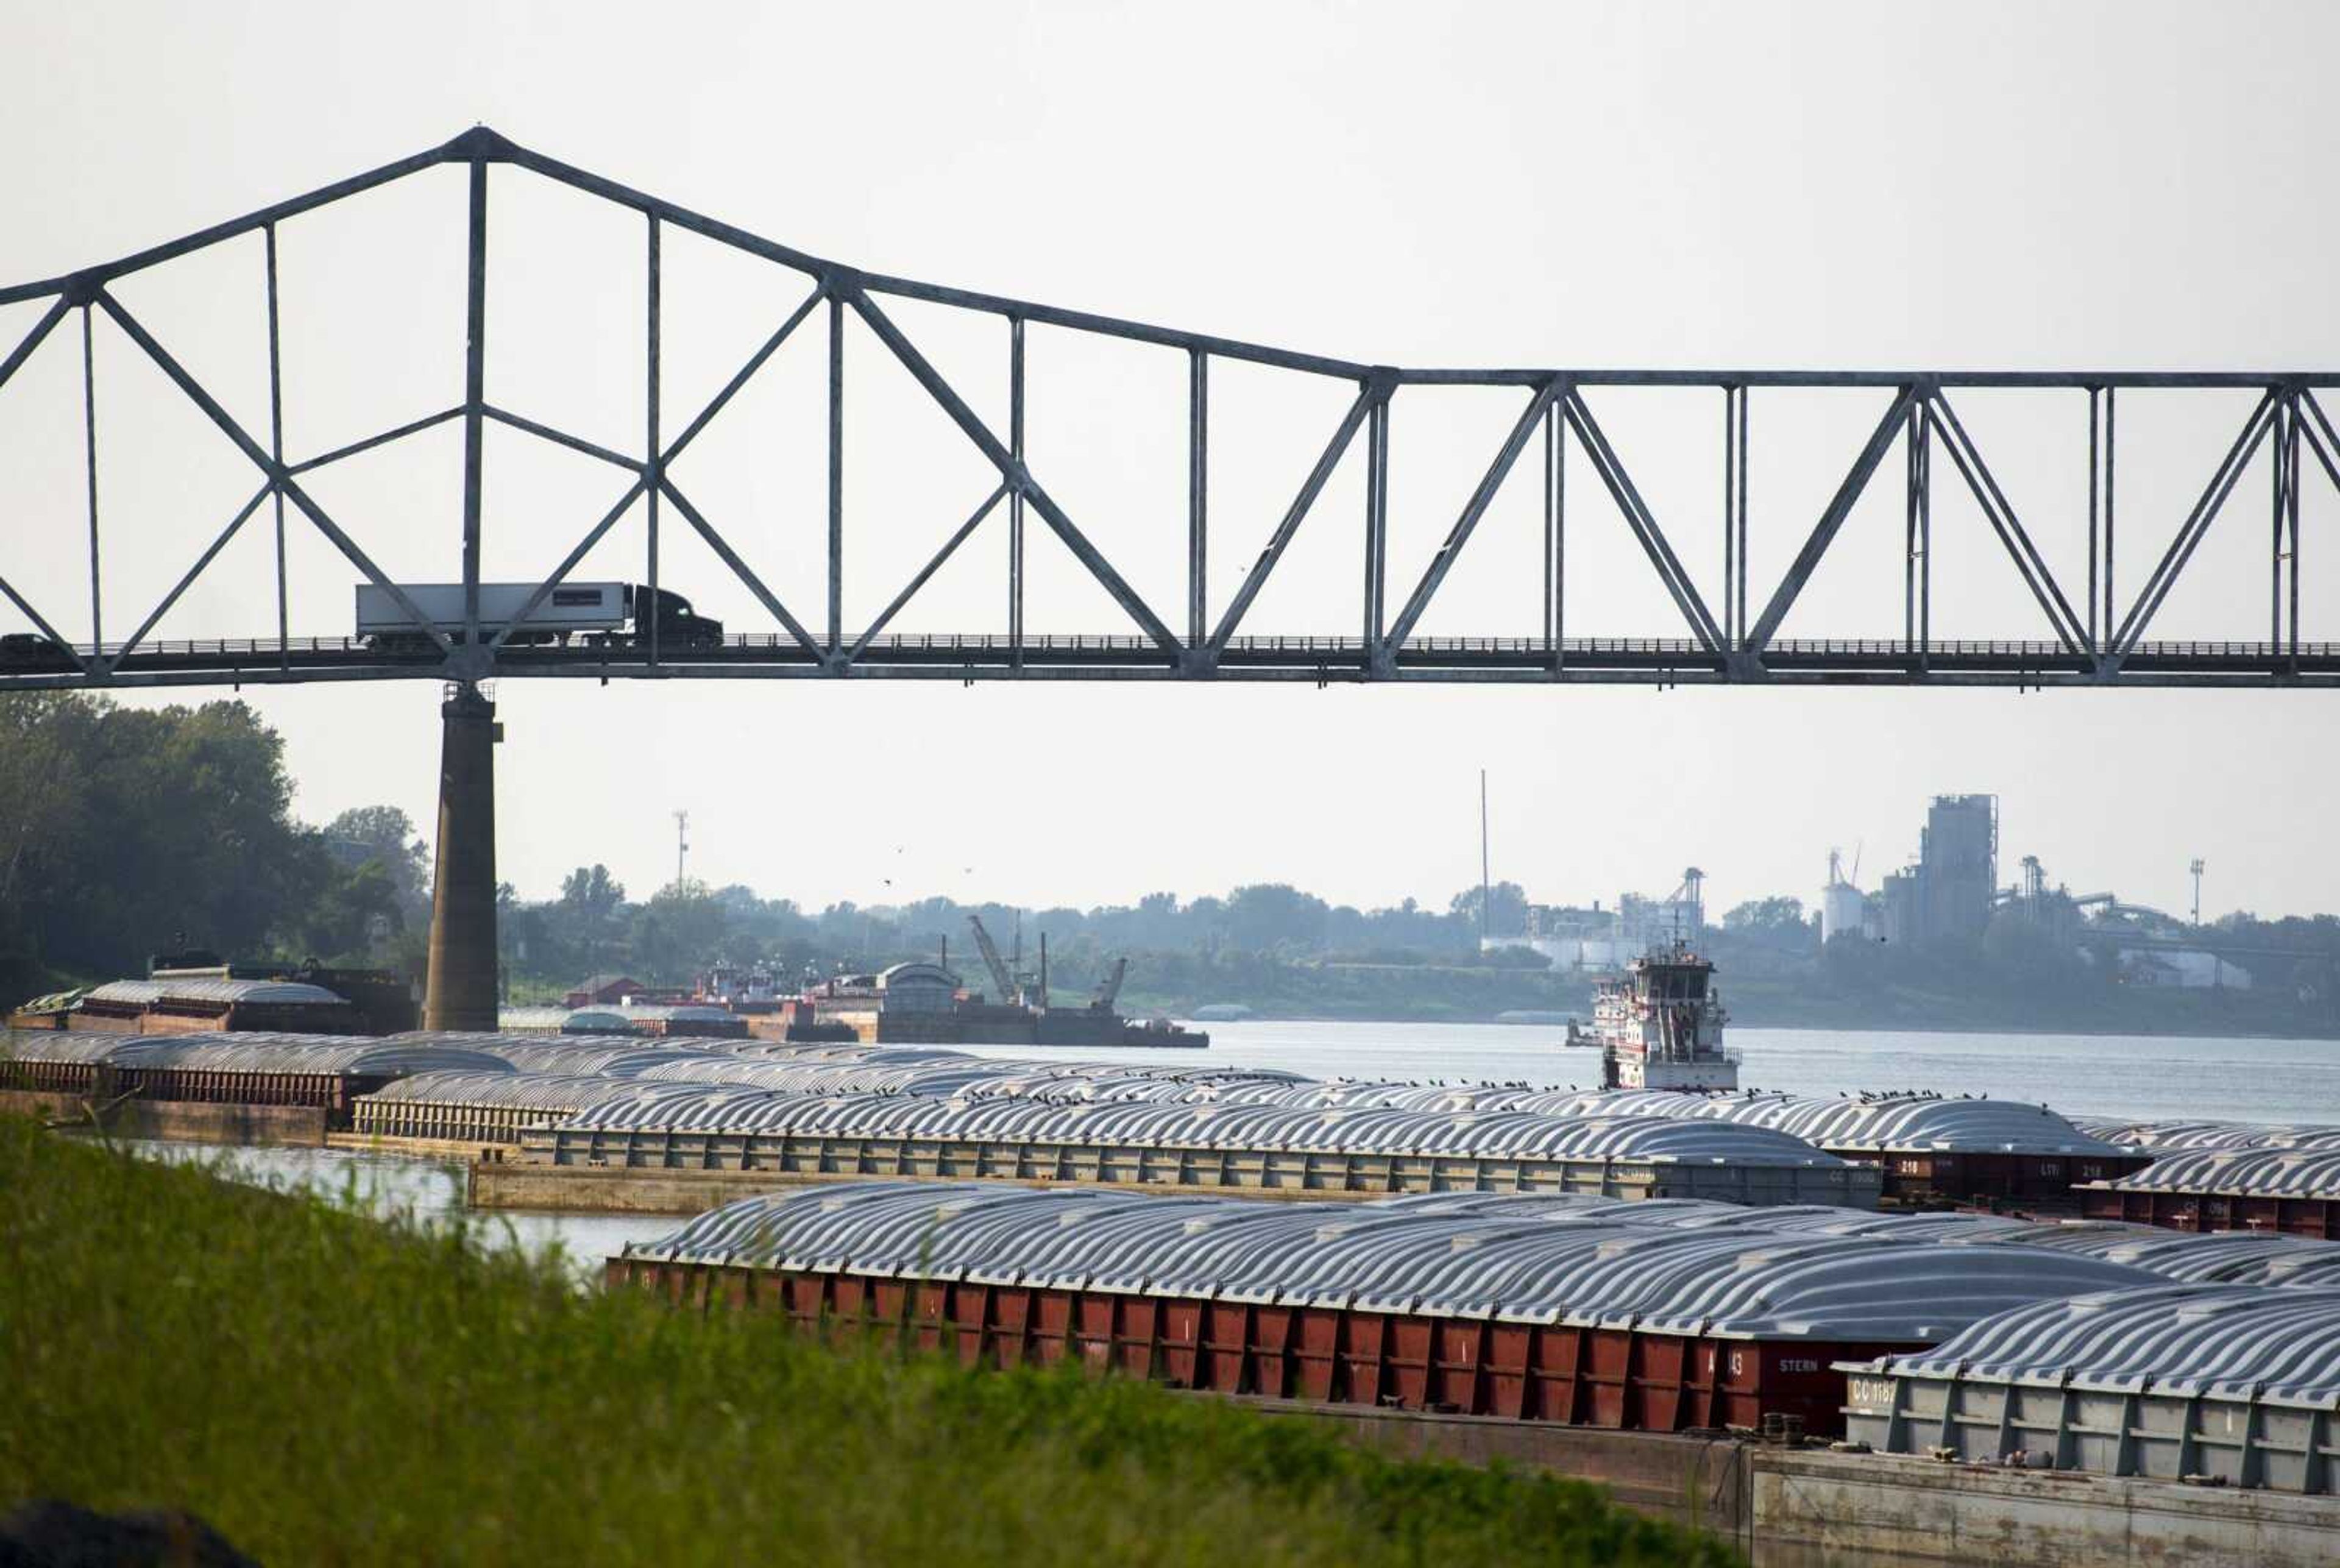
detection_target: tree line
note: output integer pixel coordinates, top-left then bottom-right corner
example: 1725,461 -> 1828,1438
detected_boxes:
0,694 -> 431,998
12,692 -> 2335,1034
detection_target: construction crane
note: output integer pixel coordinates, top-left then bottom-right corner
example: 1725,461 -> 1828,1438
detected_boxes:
965,915 -> 1018,1005
1090,957 -> 1129,1012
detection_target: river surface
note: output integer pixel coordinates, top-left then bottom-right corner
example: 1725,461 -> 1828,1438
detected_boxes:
122,1140 -> 681,1278
969,1019 -> 2340,1126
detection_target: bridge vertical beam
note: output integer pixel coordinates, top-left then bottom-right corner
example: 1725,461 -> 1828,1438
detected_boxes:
2102,388 -> 2117,654
1904,397 -> 1929,661
461,158 -> 488,653
1363,394 -> 1388,662
266,222 -> 289,669
1720,388 -> 1736,652
2289,396 -> 2304,672
2086,389 -> 2099,654
1010,316 -> 1025,668
1542,398 -> 1559,668
81,305 -> 101,659
423,682 -> 500,1032
1734,388 -> 1750,653
1547,392 -> 1566,673
1187,349 -> 1207,651
645,215 -> 662,670
828,294 -> 843,656
2274,391 -> 2300,667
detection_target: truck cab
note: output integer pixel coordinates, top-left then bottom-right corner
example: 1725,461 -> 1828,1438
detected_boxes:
625,586 -> 725,650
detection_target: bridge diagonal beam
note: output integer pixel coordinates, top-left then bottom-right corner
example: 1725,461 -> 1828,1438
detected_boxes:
2300,392 -> 2340,495
1564,389 -> 1726,653
657,475 -> 825,658
849,287 -> 1182,654
659,286 -> 824,469
482,404 -> 640,473
488,476 -> 648,650
0,299 -> 68,399
286,406 -> 465,477
1743,386 -> 1916,655
94,289 -> 455,656
1209,380 -> 1385,653
1926,391 -> 2090,654
0,572 -> 95,677
107,480 -> 274,671
1384,380 -> 1560,651
848,483 -> 1012,664
2111,390 -> 2277,655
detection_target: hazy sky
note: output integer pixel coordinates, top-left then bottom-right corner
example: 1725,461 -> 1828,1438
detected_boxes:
2,2 -> 2335,922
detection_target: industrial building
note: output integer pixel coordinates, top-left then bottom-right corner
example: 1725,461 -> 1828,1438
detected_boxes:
1495,871 -> 1706,973
1817,795 -> 2000,949
1872,795 -> 1998,948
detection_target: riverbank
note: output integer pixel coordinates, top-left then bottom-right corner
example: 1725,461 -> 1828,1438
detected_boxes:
0,1118 -> 1730,1567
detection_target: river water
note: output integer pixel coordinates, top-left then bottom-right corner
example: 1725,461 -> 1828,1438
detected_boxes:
968,1019 -> 2340,1127
123,1139 -> 678,1279
125,1021 -> 2339,1271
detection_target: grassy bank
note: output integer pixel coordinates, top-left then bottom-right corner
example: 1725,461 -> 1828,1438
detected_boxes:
0,1121 -> 1735,1567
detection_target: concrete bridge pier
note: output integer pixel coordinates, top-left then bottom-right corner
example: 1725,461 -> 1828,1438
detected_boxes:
422,681 -> 501,1032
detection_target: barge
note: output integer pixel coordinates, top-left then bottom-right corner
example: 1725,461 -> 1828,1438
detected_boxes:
606,1182 -> 2155,1437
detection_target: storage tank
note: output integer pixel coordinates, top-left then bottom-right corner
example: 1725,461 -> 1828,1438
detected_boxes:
1820,850 -> 1867,946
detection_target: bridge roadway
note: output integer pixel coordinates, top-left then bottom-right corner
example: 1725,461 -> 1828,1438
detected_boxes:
4,632 -> 2334,689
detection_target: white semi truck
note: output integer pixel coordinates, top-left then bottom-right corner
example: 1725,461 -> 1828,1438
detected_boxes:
354,582 -> 723,651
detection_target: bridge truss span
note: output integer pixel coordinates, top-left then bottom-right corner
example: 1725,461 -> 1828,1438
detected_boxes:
2,126 -> 2336,692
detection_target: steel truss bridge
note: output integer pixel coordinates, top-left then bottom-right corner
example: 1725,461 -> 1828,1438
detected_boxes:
4,126 -> 2337,693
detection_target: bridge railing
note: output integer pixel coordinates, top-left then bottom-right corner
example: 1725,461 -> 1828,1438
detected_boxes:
15,632 -> 2334,666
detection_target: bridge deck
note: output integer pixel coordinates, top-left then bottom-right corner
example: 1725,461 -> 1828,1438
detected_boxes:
4,633 -> 2331,689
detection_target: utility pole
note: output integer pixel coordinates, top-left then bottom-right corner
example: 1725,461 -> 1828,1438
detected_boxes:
2189,857 -> 2205,929
1478,768 -> 1492,949
674,809 -> 690,892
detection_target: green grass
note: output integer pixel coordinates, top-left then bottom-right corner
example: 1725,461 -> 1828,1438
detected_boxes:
0,1119 -> 1739,1567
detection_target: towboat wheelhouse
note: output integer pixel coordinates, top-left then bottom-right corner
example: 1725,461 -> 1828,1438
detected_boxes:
1581,943 -> 1740,1091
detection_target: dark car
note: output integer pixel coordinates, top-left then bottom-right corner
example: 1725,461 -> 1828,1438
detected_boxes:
0,632 -> 72,667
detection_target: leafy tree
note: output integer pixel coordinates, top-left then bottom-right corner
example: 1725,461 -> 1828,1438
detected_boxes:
293,858 -> 405,963
323,805 -> 430,914
560,864 -> 627,920
629,880 -> 728,983
1723,896 -> 1808,933
1225,884 -> 1330,952
1448,881 -> 1528,937
0,694 -> 332,991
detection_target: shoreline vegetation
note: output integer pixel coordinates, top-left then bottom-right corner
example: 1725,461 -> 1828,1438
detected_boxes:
1119,967 -> 2340,1043
8,692 -> 2333,1045
0,1118 -> 1736,1567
